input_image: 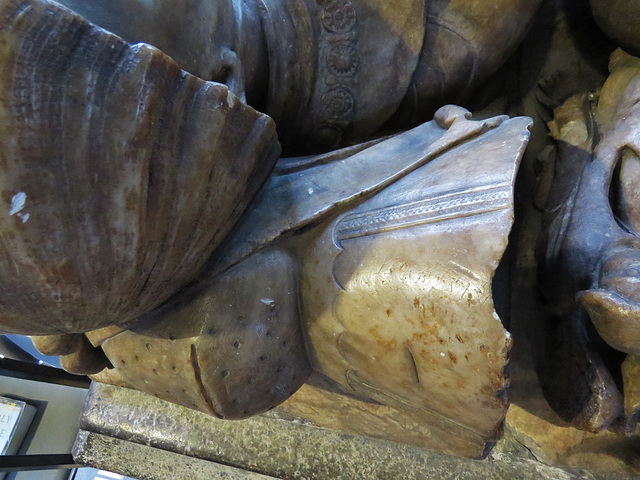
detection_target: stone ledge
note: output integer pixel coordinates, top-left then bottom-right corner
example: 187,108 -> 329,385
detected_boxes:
74,382 -> 594,480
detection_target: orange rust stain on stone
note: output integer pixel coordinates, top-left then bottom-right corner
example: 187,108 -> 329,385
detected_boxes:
412,331 -> 427,343
386,309 -> 391,317
367,327 -> 398,351
448,351 -> 457,363
413,297 -> 420,308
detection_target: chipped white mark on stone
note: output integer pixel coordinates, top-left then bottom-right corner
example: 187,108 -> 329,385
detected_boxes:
440,352 -> 446,357
9,192 -> 26,215
255,323 -> 268,336
226,92 -> 235,108
308,188 -> 314,195
261,298 -> 275,306
17,213 -> 30,223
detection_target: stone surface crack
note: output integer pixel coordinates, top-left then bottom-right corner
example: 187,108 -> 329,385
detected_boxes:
190,343 -> 220,417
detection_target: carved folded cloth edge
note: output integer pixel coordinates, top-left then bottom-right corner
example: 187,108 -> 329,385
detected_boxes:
0,0 -> 280,334
287,112 -> 531,457
63,110 -> 532,458
537,48 -> 640,432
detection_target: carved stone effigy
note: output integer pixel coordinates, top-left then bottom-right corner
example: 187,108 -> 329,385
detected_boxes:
51,0 -> 541,152
0,0 -> 542,328
537,49 -> 640,433
35,108 -> 532,457
0,0 -> 281,335
82,107 -> 530,457
4,0 -> 640,478
2,0 -> 639,476
0,0 -> 540,460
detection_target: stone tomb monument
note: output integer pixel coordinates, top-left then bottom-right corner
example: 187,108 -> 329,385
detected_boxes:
0,0 -> 638,478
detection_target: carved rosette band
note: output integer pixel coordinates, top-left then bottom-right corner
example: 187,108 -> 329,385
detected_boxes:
321,0 -> 357,33
314,0 -> 359,149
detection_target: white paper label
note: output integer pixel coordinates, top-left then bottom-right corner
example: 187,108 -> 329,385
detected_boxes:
0,402 -> 22,455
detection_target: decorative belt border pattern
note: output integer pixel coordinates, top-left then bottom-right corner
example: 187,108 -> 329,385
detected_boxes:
335,184 -> 513,241
313,0 -> 360,149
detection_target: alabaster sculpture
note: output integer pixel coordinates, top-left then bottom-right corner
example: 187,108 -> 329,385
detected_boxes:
88,107 -> 530,458
52,0 -> 541,153
0,0 -> 543,330
0,0 -> 281,335
538,48 -> 640,433
0,0 -> 540,458
33,106 -> 531,457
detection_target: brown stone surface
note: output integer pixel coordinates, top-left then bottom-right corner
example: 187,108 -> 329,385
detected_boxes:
98,250 -> 311,419
590,0 -> 640,57
622,355 -> 640,422
275,375 -> 487,458
74,431 -> 280,480
30,333 -> 108,374
498,359 -> 640,479
535,48 -> 640,433
53,0 -> 542,152
487,3 -> 640,477
1,0 -> 640,477
278,114 -> 531,458
0,0 -> 280,335
76,382 -> 595,480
